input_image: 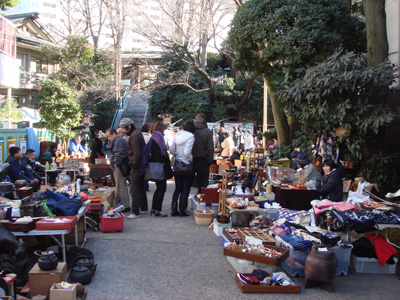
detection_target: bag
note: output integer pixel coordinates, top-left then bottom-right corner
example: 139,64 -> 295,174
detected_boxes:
119,158 -> 130,177
144,162 -> 165,181
174,160 -> 193,176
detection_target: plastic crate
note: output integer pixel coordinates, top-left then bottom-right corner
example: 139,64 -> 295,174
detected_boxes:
190,197 -> 218,217
213,218 -> 232,236
270,232 -> 351,276
100,213 -> 125,232
353,255 -> 397,274
226,256 -> 277,274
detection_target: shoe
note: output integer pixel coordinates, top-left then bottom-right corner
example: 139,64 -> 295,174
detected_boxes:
151,210 -> 168,217
127,214 -> 140,219
179,211 -> 190,217
122,207 -> 131,213
171,211 -> 180,216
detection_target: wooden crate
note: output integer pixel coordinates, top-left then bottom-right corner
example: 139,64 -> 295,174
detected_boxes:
235,273 -> 301,293
224,244 -> 289,265
237,228 -> 275,246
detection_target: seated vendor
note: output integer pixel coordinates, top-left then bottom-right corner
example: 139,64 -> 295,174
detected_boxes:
6,147 -> 40,192
229,147 -> 241,165
21,149 -> 45,183
69,135 -> 86,155
40,142 -> 58,160
317,159 -> 345,202
294,152 -> 322,189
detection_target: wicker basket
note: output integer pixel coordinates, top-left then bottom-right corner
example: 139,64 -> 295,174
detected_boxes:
194,209 -> 214,226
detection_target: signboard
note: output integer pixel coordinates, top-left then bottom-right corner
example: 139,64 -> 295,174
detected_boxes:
20,137 -> 27,153
223,122 -> 255,135
7,138 -> 16,149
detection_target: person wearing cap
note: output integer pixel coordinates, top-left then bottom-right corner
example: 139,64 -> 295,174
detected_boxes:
117,128 -> 129,142
119,117 -> 148,218
89,131 -> 106,164
6,147 -> 39,192
294,152 -> 322,188
192,113 -> 214,194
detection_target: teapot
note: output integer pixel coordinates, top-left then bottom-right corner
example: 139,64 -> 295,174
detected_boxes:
70,266 -> 93,285
34,250 -> 58,271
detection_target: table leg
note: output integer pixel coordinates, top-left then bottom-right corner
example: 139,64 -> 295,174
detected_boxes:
384,228 -> 400,249
74,224 -> 78,246
61,234 -> 66,262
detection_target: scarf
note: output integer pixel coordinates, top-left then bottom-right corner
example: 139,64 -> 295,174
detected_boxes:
151,130 -> 167,156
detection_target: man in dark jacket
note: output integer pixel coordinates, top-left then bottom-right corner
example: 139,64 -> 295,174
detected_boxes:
120,118 -> 148,218
192,113 -> 214,194
106,128 -> 130,211
21,149 -> 45,183
6,147 -> 39,192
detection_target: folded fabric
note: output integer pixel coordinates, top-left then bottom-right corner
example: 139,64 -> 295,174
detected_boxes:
313,200 -> 359,215
365,234 -> 398,266
270,225 -> 288,236
279,208 -> 310,222
45,189 -> 82,216
281,234 -> 313,250
331,210 -> 376,232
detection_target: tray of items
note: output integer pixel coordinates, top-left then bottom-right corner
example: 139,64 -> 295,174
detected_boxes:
224,242 -> 289,265
0,217 -> 39,233
36,216 -> 78,231
235,270 -> 301,293
237,228 -> 275,246
223,228 -> 243,243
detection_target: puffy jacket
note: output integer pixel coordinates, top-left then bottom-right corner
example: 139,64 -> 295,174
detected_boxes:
110,135 -> 129,170
6,156 -> 34,182
127,128 -> 146,169
221,137 -> 234,157
170,130 -> 195,164
303,163 -> 322,188
89,138 -> 105,164
192,116 -> 214,163
317,167 -> 346,202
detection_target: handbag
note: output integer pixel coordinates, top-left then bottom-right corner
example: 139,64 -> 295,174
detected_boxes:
144,162 -> 165,182
174,160 -> 193,176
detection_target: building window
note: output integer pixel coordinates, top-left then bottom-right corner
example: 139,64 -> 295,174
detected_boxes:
36,59 -> 48,74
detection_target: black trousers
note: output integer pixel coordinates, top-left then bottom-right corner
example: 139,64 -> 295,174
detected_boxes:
172,174 -> 191,212
192,157 -> 210,194
130,169 -> 148,215
151,180 -> 167,211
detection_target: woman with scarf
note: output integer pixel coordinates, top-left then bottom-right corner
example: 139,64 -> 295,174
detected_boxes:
141,122 -> 172,217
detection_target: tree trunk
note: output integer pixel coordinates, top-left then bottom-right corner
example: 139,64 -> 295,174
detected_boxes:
364,0 -> 388,66
290,115 -> 300,140
264,78 -> 290,146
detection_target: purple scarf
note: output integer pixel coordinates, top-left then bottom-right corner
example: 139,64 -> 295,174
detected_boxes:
151,131 -> 168,156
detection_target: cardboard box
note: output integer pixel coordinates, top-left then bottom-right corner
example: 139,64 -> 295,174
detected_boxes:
50,283 -> 77,300
28,262 -> 67,298
89,187 -> 115,207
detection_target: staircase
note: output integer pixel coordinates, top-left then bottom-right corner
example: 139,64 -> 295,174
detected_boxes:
121,90 -> 151,128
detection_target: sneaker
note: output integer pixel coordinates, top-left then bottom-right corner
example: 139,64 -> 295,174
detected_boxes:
127,214 -> 140,219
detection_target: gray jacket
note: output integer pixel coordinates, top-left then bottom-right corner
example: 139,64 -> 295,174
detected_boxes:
110,135 -> 129,170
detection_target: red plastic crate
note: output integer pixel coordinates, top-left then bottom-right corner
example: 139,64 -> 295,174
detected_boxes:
36,216 -> 78,231
100,213 -> 124,232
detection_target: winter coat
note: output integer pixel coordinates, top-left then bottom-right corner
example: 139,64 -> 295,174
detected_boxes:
230,151 -> 241,165
303,163 -> 322,188
21,155 -> 44,180
6,156 -> 34,182
218,132 -> 225,145
170,130 -> 195,165
110,135 -> 129,170
221,137 -> 234,157
192,116 -> 214,164
232,130 -> 241,147
89,138 -> 105,164
317,167 -> 346,202
127,128 -> 146,170
40,148 -> 56,159
244,134 -> 254,150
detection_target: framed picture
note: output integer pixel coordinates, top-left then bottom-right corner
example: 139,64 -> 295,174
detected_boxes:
64,158 -> 79,169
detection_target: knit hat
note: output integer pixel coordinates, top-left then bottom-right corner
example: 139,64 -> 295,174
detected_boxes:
293,152 -> 311,165
119,118 -> 134,127
291,150 -> 299,159
9,147 -> 21,156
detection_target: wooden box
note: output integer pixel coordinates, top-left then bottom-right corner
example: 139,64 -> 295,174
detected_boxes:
237,228 -> 275,246
28,262 -> 67,298
223,244 -> 289,265
18,187 -> 33,199
235,273 -> 301,293
20,201 -> 42,217
49,283 -> 76,300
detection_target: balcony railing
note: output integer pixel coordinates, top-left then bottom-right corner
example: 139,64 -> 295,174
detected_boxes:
19,71 -> 48,89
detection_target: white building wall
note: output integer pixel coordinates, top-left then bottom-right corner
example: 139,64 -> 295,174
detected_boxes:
0,53 -> 19,89
386,0 -> 400,86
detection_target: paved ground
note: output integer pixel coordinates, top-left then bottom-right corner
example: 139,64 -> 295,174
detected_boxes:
84,181 -> 400,300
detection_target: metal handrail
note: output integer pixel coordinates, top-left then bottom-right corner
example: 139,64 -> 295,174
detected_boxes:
111,86 -> 130,129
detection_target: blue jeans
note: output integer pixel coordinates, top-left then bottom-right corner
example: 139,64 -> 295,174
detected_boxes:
172,174 -> 191,212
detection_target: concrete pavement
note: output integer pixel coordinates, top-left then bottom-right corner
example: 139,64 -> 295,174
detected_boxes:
84,180 -> 400,300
